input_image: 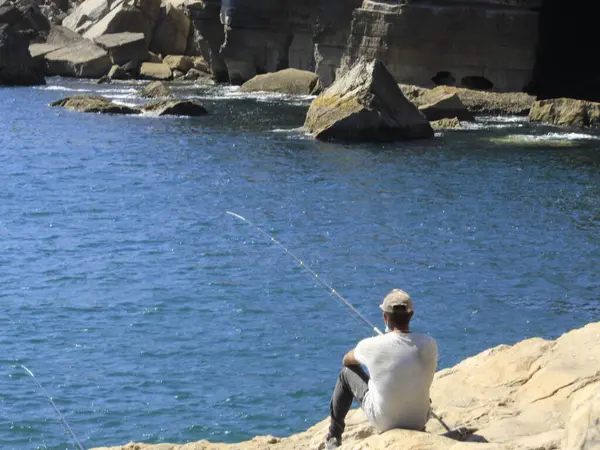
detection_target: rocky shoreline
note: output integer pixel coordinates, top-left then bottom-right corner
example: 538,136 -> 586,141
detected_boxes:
90,321 -> 600,450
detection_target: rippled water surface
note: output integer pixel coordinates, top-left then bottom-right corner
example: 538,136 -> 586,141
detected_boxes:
1,79 -> 599,449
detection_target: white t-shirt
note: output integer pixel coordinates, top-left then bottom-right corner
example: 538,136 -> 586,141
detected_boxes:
354,332 -> 438,432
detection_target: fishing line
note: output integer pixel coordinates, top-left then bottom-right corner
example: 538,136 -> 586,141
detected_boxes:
21,365 -> 85,450
225,211 -> 383,336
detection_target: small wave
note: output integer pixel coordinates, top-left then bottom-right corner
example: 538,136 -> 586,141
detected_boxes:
518,132 -> 599,141
479,116 -> 529,123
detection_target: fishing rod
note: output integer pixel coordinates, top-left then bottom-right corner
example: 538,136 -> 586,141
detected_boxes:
21,365 -> 86,450
226,211 -> 383,336
226,211 -> 462,436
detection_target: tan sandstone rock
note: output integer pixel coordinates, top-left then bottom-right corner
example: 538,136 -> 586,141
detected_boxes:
304,59 -> 433,142
93,32 -> 147,66
240,69 -> 320,95
529,98 -> 600,128
141,100 -> 207,116
139,62 -> 172,80
149,1 -> 190,56
90,321 -> 600,450
44,39 -> 112,78
163,55 -> 194,73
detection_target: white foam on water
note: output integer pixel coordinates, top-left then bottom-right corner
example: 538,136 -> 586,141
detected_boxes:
513,132 -> 600,142
37,86 -> 91,92
479,116 -> 529,123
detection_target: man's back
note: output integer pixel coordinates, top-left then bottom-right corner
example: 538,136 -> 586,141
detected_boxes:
354,332 -> 438,432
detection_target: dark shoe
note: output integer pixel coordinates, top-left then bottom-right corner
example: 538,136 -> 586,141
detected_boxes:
324,436 -> 341,449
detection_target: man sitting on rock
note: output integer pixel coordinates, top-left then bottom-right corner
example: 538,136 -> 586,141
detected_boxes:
325,289 -> 438,449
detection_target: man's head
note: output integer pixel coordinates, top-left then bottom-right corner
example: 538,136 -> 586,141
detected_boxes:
380,289 -> 413,331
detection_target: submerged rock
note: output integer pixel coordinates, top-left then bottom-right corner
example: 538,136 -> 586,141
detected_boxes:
141,99 -> 207,116
430,117 -> 461,129
304,59 -> 433,142
138,80 -> 174,99
90,321 -> 600,450
240,68 -> 320,95
529,98 -> 600,128
50,94 -> 139,114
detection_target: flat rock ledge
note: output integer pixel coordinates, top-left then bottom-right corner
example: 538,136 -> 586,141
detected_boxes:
91,321 -> 600,450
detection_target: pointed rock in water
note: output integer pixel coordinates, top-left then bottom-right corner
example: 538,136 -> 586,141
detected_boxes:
304,59 -> 433,142
138,80 -> 174,99
50,94 -> 139,115
141,100 -> 207,117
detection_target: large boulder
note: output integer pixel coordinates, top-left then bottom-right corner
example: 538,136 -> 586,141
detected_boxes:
529,98 -> 600,128
63,0 -> 161,45
44,39 -> 111,77
304,59 -> 433,141
93,32 -> 146,66
139,61 -> 171,80
149,0 -> 190,56
4,0 -> 50,36
240,68 -> 320,95
418,93 -> 475,122
50,94 -> 140,114
46,25 -> 82,46
141,99 -> 207,116
163,54 -> 193,72
138,80 -> 173,98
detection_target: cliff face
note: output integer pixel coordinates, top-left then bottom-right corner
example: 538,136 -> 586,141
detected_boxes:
91,321 -> 600,450
341,0 -> 541,92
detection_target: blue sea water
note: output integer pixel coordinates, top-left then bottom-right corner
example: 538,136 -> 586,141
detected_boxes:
0,79 -> 599,449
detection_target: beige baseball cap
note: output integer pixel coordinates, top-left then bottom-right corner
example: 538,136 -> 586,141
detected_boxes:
380,289 -> 413,313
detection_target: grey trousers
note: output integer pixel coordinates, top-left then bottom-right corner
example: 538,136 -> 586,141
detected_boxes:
328,365 -> 370,441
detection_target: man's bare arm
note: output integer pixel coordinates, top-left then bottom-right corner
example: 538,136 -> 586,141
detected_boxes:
342,349 -> 360,367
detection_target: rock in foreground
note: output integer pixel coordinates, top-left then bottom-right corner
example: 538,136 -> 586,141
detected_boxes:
529,98 -> 600,128
50,94 -> 139,114
305,59 -> 433,142
90,321 -> 600,450
240,69 -> 320,95
138,80 -> 174,99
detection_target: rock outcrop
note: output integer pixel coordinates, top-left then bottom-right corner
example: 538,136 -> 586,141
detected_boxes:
149,0 -> 190,56
139,61 -> 171,80
240,68 -> 320,95
305,59 -> 433,141
50,94 -> 140,114
93,32 -> 147,66
529,98 -> 600,128
89,321 -> 600,450
0,0 -> 48,85
401,84 -> 535,117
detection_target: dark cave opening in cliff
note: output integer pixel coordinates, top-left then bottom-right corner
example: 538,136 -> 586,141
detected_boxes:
530,0 -> 600,101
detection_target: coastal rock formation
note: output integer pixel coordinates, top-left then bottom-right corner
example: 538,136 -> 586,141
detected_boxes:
240,68 -> 320,95
304,59 -> 433,142
62,0 -> 161,45
93,32 -> 146,66
138,80 -> 174,98
141,99 -> 207,116
529,98 -> 600,128
401,85 -> 535,117
44,38 -> 111,77
341,0 -> 541,92
90,321 -> 600,450
50,94 -> 140,114
149,0 -> 190,56
0,0 -> 48,85
418,93 -> 474,123
163,55 -> 193,73
431,117 -> 462,130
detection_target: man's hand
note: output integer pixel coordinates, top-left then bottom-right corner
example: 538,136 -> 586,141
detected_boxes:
342,349 -> 360,367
